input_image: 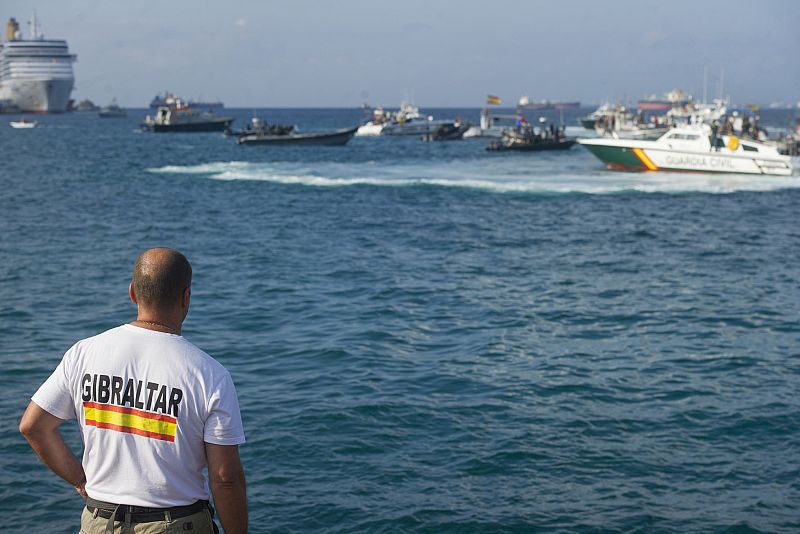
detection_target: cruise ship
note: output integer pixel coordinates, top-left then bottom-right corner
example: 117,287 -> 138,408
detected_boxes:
0,14 -> 76,113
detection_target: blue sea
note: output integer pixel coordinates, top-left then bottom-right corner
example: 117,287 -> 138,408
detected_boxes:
1,107 -> 799,533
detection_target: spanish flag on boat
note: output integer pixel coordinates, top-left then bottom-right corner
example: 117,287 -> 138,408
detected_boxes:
486,95 -> 501,105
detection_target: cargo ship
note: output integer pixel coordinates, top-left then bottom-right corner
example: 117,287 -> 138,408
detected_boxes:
517,96 -> 580,110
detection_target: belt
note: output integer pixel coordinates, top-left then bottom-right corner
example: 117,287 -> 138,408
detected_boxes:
86,497 -> 210,533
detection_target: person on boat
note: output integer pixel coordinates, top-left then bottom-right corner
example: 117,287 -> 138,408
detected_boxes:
19,248 -> 247,533
711,119 -> 720,152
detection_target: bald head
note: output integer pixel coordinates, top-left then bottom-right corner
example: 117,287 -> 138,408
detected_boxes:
132,248 -> 192,310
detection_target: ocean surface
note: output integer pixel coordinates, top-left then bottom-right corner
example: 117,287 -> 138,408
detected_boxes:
1,107 -> 799,533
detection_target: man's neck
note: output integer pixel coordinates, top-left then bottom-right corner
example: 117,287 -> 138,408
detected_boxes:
130,316 -> 182,335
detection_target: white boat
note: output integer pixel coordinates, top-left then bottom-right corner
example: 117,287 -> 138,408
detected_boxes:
356,101 -> 453,136
0,14 -> 76,113
578,125 -> 793,176
463,109 -> 522,138
10,117 -> 37,128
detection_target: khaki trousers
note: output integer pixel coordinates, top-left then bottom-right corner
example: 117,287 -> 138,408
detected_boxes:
79,506 -> 215,533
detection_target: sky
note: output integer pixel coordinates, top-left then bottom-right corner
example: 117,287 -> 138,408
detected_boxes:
3,0 -> 798,108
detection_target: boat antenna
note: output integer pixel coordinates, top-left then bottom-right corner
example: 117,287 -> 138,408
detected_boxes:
29,10 -> 43,40
702,66 -> 708,105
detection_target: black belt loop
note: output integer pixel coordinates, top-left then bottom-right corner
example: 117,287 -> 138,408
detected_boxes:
104,503 -> 120,534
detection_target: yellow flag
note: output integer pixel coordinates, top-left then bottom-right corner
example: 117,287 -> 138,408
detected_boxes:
486,95 -> 501,105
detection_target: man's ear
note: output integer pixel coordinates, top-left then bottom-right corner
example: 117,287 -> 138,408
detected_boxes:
182,287 -> 191,309
129,282 -> 138,305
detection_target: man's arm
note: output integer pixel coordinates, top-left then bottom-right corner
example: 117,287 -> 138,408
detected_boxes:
206,443 -> 247,534
19,400 -> 87,499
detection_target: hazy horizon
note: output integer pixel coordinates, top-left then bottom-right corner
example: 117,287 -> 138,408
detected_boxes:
3,0 -> 798,108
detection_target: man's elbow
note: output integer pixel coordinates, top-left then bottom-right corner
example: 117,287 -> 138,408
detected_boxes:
210,465 -> 246,489
19,411 -> 39,440
18,418 -> 33,439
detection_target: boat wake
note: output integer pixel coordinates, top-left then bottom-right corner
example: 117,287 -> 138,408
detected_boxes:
148,160 -> 800,195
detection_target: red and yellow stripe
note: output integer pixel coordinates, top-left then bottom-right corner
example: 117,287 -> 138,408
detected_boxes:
83,402 -> 177,442
631,148 -> 658,171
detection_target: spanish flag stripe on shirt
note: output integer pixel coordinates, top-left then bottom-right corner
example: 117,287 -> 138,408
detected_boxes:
83,402 -> 177,442
83,401 -> 176,423
88,420 -> 176,442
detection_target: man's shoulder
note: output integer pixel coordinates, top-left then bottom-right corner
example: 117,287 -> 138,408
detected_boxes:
68,324 -> 129,352
178,338 -> 229,374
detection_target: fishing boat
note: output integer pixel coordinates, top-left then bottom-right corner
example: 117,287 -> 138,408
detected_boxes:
578,125 -> 792,176
10,117 -> 37,128
237,125 -> 358,146
97,99 -> 127,118
577,103 -> 616,129
487,119 -> 576,151
463,109 -> 519,138
422,121 -> 471,141
142,105 -> 233,132
225,116 -> 295,138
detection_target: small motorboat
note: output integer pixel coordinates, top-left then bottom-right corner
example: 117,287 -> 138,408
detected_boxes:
422,121 -> 472,141
487,119 -> 576,151
237,125 -> 359,146
226,116 -> 295,139
98,99 -> 127,118
10,117 -> 38,129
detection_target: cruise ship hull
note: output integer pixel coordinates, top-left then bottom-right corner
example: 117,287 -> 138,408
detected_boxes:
0,78 -> 73,112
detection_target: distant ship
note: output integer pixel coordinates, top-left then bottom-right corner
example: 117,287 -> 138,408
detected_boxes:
149,91 -> 224,110
0,14 -> 76,113
637,89 -> 692,111
518,96 -> 580,110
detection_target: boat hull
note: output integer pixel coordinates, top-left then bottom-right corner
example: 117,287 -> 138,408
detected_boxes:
579,140 -> 793,176
382,120 -> 454,136
151,119 -> 233,132
355,122 -> 384,136
0,78 -> 73,113
238,126 -> 358,146
488,139 -> 576,152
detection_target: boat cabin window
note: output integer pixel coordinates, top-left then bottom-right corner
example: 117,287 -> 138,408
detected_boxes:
741,144 -> 758,152
667,133 -> 700,140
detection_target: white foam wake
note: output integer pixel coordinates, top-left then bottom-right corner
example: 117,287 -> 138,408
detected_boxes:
147,160 -> 800,195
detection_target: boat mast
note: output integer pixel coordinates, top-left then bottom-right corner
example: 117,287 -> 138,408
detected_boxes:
702,66 -> 708,105
28,11 -> 42,40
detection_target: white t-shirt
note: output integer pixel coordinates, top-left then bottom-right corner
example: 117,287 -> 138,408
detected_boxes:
32,324 -> 246,507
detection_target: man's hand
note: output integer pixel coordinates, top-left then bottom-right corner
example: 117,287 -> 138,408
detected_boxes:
19,401 -> 87,498
206,443 -> 247,534
75,476 -> 88,500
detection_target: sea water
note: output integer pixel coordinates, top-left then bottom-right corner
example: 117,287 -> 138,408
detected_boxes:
1,108 -> 799,532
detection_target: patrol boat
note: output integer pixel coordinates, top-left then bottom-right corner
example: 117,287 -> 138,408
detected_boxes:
578,125 -> 793,176
142,104 -> 233,133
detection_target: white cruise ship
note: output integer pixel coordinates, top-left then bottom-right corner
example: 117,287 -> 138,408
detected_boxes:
0,14 -> 76,113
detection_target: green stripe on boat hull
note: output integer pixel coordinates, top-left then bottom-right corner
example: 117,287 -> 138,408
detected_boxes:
581,144 -> 647,170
